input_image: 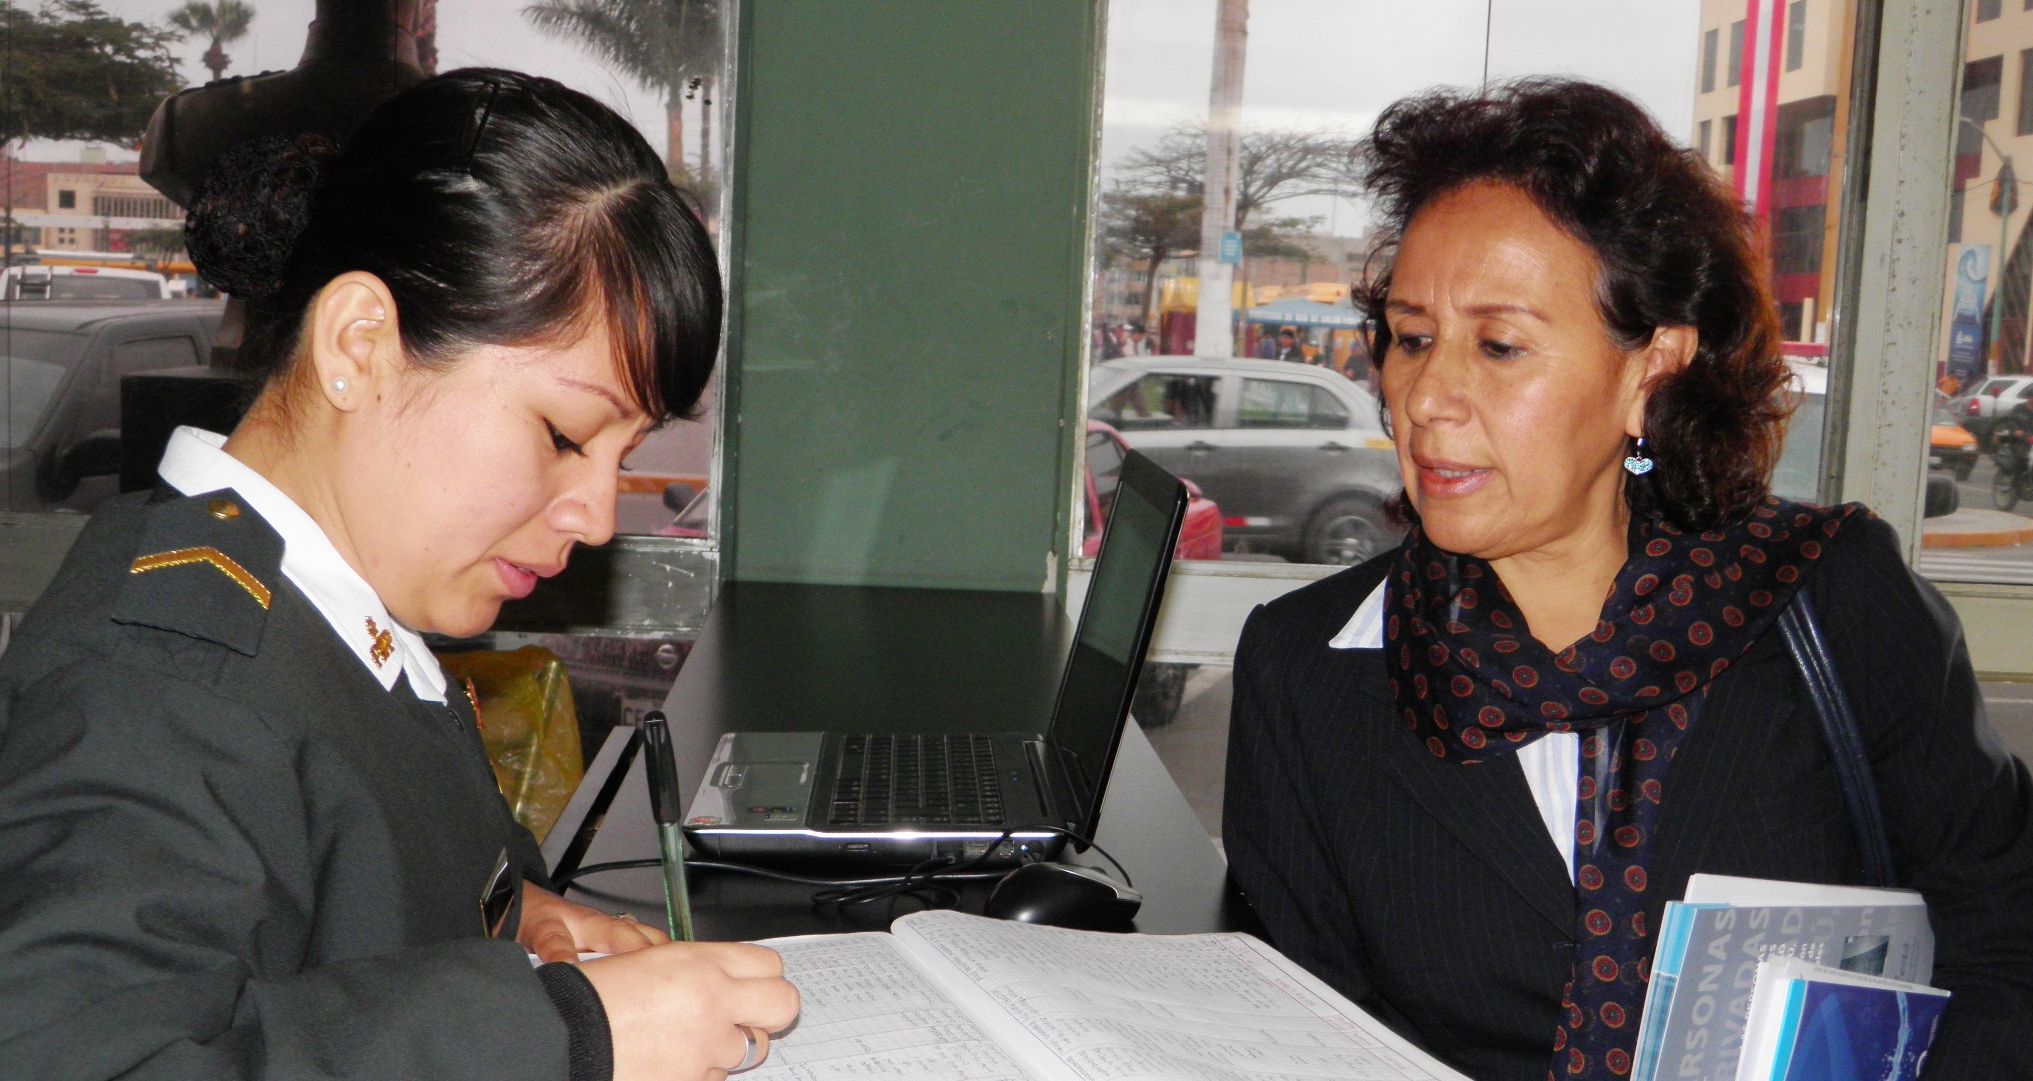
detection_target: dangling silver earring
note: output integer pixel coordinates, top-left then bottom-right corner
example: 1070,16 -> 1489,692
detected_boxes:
331,377 -> 349,394
1623,436 -> 1655,476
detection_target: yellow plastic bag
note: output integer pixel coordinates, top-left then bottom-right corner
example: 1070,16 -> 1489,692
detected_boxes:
437,646 -> 585,843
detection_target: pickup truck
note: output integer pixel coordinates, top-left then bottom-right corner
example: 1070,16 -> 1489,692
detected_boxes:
2,301 -> 225,512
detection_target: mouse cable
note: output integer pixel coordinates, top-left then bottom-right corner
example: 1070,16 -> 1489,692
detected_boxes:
552,826 -> 1134,913
809,825 -> 1134,913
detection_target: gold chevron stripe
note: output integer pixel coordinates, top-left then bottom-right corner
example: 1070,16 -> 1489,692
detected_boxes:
130,547 -> 272,610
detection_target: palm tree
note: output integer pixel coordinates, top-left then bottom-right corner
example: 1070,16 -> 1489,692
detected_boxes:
166,0 -> 254,82
524,0 -> 721,181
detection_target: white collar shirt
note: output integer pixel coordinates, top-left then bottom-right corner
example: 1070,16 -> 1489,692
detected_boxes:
157,426 -> 449,705
1330,578 -> 1577,881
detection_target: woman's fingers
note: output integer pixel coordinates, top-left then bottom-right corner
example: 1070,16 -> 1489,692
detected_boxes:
698,941 -> 787,979
581,942 -> 799,1081
720,969 -> 801,1033
583,911 -> 667,954
522,915 -> 580,964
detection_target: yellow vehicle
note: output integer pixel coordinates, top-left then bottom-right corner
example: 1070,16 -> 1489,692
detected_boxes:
1933,398 -> 1981,480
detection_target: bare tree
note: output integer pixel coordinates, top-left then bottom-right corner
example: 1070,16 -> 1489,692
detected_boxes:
1120,125 -> 1355,232
1099,188 -> 1202,333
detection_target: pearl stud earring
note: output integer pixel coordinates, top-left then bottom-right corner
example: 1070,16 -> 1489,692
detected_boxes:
332,377 -> 349,394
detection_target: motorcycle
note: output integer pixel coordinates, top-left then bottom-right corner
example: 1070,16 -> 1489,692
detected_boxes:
1993,425 -> 2033,511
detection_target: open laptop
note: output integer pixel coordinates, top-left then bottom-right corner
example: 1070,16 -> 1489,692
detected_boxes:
682,449 -> 1188,869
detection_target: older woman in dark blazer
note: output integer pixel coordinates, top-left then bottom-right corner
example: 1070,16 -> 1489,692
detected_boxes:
1224,78 -> 2033,1081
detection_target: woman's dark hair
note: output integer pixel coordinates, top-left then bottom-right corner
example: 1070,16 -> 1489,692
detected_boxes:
1356,77 -> 1792,529
185,67 -> 719,422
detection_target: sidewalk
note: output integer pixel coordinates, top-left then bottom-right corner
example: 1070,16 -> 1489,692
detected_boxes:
1921,507 -> 2033,548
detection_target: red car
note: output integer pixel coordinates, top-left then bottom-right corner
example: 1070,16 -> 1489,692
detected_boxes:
1082,421 -> 1224,560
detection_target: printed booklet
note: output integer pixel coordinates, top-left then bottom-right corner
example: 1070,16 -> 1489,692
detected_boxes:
1732,955 -> 1948,1081
1629,874 -> 1934,1081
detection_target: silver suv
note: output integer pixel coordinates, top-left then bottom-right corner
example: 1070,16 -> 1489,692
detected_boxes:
1089,355 -> 1404,564
1950,374 -> 2033,447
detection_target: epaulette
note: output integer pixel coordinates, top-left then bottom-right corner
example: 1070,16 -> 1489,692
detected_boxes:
109,488 -> 282,657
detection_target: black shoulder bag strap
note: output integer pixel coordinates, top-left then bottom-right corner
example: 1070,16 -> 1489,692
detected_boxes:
1776,590 -> 1897,887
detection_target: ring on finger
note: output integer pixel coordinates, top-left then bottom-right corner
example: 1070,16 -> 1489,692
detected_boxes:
733,1025 -> 765,1072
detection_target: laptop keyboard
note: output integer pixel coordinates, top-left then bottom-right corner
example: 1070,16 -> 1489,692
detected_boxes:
828,734 -> 1005,826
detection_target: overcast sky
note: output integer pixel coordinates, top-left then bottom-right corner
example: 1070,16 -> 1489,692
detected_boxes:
29,0 -> 1700,237
17,0 -> 679,162
1101,0 -> 1702,237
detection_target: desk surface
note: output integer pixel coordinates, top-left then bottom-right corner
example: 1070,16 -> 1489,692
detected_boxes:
542,581 -> 1249,939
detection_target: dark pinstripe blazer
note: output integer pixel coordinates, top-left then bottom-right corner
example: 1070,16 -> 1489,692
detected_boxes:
1223,515 -> 2033,1081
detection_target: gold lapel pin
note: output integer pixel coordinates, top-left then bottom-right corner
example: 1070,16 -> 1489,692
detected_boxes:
364,617 -> 395,668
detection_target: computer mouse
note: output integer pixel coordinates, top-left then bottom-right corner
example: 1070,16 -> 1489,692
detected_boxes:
982,861 -> 1143,930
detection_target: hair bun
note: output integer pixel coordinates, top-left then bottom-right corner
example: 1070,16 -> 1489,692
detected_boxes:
185,133 -> 338,300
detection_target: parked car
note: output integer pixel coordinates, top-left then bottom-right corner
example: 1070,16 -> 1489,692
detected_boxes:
1082,421 -> 1222,560
1949,373 -> 2033,447
1931,397 -> 1980,480
1088,355 -> 1403,564
3,265 -> 171,301
1,301 -> 225,512
1084,420 -> 1225,728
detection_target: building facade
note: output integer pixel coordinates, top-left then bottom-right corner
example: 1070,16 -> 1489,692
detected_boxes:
1,154 -> 183,257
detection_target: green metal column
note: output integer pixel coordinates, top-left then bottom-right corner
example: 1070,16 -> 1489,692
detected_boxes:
721,1 -> 1100,592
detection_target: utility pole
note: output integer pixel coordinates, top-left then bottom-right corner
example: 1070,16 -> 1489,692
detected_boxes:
1991,156 -> 2016,376
1194,0 -> 1246,358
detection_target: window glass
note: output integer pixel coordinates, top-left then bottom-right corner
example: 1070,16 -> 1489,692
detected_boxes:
2,1 -> 729,538
1728,18 -> 1746,86
50,276 -> 160,300
1093,372 -> 1220,431
1786,1 -> 1807,72
1,356 -> 67,450
1237,378 -> 1350,430
1922,1 -> 2033,586
1088,0 -> 1860,574
1137,661 -> 1234,837
1086,426 -> 1127,530
2018,49 -> 2033,135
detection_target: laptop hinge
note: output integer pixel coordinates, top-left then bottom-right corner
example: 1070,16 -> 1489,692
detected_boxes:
1025,737 -> 1077,836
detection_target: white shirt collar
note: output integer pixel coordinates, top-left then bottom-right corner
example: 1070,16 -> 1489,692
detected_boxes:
157,427 -> 448,704
1326,572 -> 1578,878
1329,579 -> 1389,650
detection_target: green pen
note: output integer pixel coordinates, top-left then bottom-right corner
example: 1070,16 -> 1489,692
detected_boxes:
640,712 -> 695,941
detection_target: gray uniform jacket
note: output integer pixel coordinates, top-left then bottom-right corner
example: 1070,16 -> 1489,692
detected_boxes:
0,488 -> 570,1079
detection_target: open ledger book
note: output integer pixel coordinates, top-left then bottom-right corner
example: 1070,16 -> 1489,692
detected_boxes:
748,909 -> 1469,1081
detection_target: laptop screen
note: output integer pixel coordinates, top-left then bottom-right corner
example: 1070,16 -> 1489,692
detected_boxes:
1046,449 -> 1185,834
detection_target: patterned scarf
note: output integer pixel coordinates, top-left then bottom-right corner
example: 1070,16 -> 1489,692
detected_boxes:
1384,498 -> 1865,1080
